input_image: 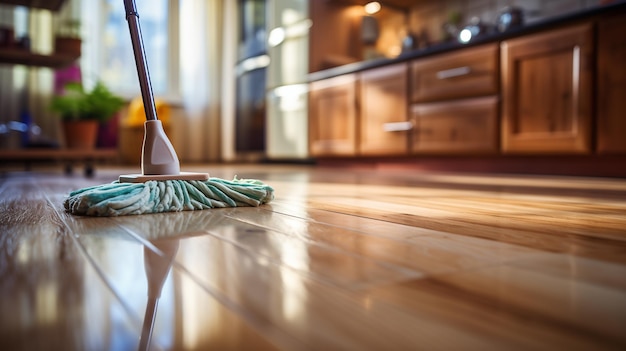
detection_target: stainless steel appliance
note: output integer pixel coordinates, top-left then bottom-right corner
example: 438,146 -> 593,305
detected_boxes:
265,0 -> 309,160
235,0 -> 268,153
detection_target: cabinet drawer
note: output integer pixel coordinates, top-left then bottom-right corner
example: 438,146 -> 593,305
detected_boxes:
359,63 -> 409,156
411,44 -> 499,102
411,96 -> 498,153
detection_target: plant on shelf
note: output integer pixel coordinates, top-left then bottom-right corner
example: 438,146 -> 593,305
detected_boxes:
54,19 -> 82,57
51,81 -> 125,149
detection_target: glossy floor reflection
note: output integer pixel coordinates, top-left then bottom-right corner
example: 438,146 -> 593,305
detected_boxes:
1,164 -> 625,350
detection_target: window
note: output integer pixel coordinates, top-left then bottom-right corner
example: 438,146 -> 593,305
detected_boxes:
82,0 -> 178,98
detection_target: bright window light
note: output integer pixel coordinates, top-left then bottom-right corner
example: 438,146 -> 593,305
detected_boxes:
98,0 -> 170,96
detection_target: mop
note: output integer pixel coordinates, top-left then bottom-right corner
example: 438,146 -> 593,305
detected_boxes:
64,0 -> 273,216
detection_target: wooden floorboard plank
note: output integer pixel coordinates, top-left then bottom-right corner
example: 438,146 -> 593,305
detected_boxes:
110,207 -> 419,289
169,233 -> 516,351
205,215 -> 418,290
308,197 -> 626,264
225,206 -> 541,277
507,252 -> 626,291
414,264 -> 626,346
368,276 -> 624,351
384,196 -> 626,241
165,264 -> 283,350
69,218 -> 283,351
0,175 -> 141,351
268,200 -> 443,240
432,194 -> 626,214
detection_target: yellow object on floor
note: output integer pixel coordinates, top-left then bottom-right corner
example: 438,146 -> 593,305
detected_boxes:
124,97 -> 171,127
118,97 -> 172,164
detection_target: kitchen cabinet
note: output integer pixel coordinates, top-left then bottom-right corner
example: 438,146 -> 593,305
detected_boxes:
501,23 -> 593,154
309,64 -> 409,157
359,63 -> 409,156
410,44 -> 499,154
309,74 -> 357,156
411,44 -> 499,103
596,13 -> 626,153
305,3 -> 626,176
412,96 -> 498,153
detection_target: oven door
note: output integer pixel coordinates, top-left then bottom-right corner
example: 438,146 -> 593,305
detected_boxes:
235,55 -> 269,153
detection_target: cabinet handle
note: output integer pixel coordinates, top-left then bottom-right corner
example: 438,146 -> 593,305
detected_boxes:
436,66 -> 471,80
383,121 -> 413,132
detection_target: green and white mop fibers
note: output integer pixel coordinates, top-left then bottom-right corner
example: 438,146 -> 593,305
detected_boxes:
64,177 -> 274,216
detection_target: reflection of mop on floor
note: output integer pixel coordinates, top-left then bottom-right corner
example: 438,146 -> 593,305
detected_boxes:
139,239 -> 178,351
128,212 -> 224,351
64,0 -> 273,216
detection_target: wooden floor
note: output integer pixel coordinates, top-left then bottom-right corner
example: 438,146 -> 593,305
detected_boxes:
1,164 -> 625,351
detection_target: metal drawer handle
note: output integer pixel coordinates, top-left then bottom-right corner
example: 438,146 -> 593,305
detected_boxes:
436,66 -> 471,79
383,121 -> 413,132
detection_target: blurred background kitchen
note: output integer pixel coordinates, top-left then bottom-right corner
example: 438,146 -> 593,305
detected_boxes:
0,0 -> 624,176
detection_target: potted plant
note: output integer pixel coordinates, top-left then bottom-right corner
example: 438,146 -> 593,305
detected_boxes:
51,81 -> 125,149
54,19 -> 82,57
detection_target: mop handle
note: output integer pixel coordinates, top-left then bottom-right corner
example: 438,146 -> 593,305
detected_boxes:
124,0 -> 158,121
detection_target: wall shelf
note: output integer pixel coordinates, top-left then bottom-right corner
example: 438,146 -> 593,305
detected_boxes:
0,148 -> 119,176
0,0 -> 66,11
0,48 -> 78,68
0,0 -> 75,68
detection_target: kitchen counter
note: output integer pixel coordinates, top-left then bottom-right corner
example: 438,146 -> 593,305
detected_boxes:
308,1 -> 626,82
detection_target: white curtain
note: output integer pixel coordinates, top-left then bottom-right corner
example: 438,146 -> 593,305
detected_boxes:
27,7 -> 61,146
0,7 -> 58,149
176,0 -> 224,163
219,0 -> 238,162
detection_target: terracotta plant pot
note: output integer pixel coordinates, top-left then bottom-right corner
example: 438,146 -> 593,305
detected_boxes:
54,36 -> 81,57
63,120 -> 98,149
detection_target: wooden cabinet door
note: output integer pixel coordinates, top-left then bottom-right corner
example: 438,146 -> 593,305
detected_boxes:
411,96 -> 499,153
359,63 -> 410,156
501,24 -> 593,153
597,14 -> 626,153
309,74 -> 357,156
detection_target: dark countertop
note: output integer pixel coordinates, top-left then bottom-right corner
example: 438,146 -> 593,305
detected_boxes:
308,1 -> 626,82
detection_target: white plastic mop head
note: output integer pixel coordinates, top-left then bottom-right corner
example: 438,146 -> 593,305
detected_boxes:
118,120 -> 209,183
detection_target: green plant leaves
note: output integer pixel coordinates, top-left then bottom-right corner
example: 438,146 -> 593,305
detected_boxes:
51,81 -> 125,122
